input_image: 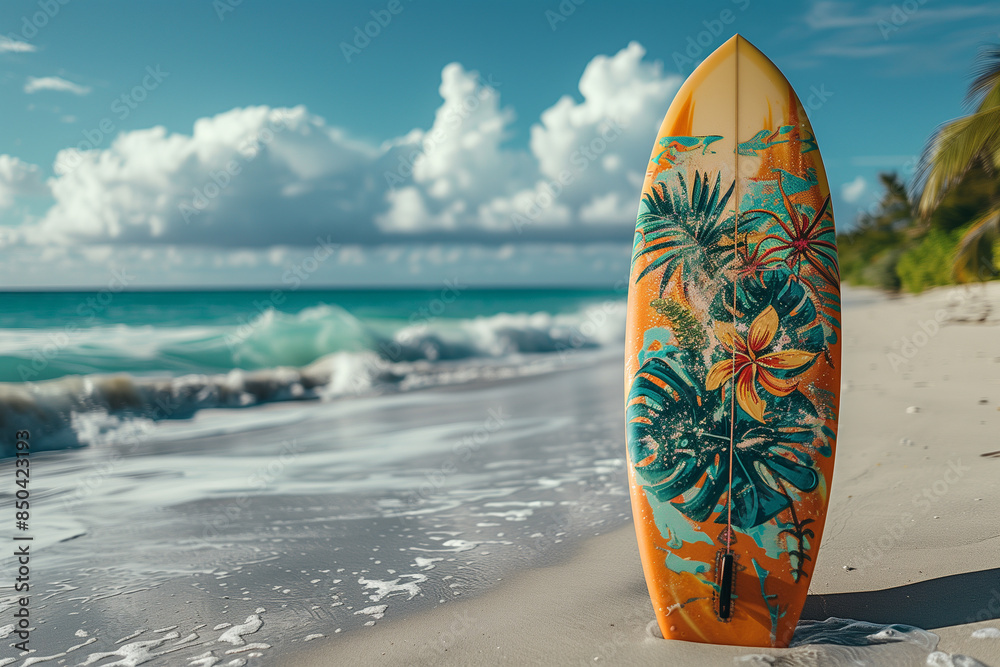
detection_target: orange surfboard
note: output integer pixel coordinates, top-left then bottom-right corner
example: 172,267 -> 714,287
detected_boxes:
624,35 -> 841,647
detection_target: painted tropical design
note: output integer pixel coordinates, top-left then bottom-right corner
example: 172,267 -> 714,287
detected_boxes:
627,145 -> 839,642
633,171 -> 735,291
625,36 -> 842,649
628,217 -> 835,528
624,39 -> 842,649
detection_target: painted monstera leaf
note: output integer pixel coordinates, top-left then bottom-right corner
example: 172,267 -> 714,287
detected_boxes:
724,395 -> 825,529
627,356 -> 730,523
626,343 -> 828,530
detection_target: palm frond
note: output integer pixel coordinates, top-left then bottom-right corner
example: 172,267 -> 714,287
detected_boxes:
916,43 -> 1000,216
953,203 -> 1000,282
915,105 -> 1000,216
966,45 -> 1000,110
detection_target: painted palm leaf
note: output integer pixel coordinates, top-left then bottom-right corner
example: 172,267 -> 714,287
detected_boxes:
634,171 -> 736,294
626,353 -> 826,531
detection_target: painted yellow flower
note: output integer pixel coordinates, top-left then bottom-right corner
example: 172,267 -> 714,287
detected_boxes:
706,305 -> 816,423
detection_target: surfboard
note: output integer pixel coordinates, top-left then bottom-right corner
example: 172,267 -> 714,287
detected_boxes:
624,35 -> 841,648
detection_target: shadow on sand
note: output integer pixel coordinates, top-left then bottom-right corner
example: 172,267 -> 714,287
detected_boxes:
803,567 -> 1000,629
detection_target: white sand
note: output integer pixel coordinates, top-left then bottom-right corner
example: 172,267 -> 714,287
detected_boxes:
286,284 -> 1000,666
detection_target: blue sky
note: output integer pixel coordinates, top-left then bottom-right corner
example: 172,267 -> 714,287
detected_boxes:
1,0 -> 998,287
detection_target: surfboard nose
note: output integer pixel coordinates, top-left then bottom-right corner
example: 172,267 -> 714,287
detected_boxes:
728,33 -> 766,55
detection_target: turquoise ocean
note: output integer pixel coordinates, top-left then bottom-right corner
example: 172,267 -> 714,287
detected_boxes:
0,288 -> 625,455
0,288 -> 634,658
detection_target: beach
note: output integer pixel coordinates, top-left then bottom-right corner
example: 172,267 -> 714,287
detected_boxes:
0,284 -> 997,666
287,283 -> 1000,667
3,2 -> 1000,665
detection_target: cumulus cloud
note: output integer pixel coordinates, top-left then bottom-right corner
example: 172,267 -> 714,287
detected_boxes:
376,63 -> 536,234
0,36 -> 36,53
524,41 -> 679,224
841,175 -> 867,203
383,41 -> 680,237
24,41 -> 680,247
24,76 -> 92,95
36,106 -> 395,245
0,155 -> 48,208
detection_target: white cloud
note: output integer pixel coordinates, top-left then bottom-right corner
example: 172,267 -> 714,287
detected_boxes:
525,41 -> 678,225
383,41 -> 680,236
804,1 -> 1000,31
0,36 -> 36,53
34,106 -> 392,245
24,76 -> 92,95
19,41 -> 680,248
0,240 -> 631,288
0,155 -> 48,208
376,63 -> 536,233
841,175 -> 867,203
796,1 -> 1000,73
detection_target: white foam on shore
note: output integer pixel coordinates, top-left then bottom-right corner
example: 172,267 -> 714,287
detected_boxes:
218,615 -> 263,645
478,501 -> 555,522
354,605 -> 388,620
20,637 -> 97,665
359,574 -> 427,602
732,617 -> 992,667
61,612 -> 274,666
410,537 -> 513,553
78,631 -> 191,666
413,557 -> 443,570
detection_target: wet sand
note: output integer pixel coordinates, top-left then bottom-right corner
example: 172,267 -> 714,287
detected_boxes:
287,283 -> 1000,666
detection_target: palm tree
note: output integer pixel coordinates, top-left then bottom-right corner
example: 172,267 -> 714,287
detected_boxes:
916,45 -> 1000,281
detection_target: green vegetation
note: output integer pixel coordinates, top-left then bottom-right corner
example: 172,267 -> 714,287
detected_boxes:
837,45 -> 1000,293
